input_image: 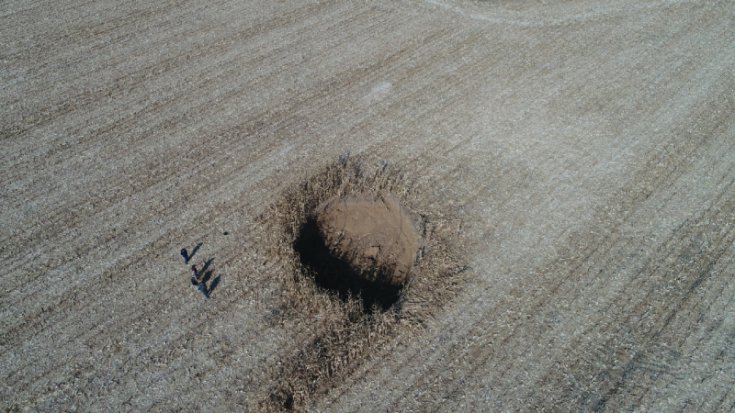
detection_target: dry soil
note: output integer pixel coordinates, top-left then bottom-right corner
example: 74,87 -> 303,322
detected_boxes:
316,192 -> 420,287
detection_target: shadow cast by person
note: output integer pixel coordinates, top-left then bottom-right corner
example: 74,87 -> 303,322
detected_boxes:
200,257 -> 214,275
181,242 -> 203,264
209,275 -> 221,294
194,257 -> 221,298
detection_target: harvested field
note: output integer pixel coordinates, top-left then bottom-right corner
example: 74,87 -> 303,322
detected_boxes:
2,0 -> 734,411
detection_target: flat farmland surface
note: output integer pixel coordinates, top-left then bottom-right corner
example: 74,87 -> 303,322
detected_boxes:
2,0 -> 734,411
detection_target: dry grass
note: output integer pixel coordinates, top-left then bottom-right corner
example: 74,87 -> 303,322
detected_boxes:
255,154 -> 470,411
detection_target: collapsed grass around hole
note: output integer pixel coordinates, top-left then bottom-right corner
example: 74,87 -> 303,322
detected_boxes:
293,215 -> 404,312
256,154 -> 470,412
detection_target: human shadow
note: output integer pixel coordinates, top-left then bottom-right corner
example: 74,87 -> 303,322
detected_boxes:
195,257 -> 221,298
181,242 -> 203,264
200,257 -> 214,274
209,275 -> 221,294
190,242 -> 203,261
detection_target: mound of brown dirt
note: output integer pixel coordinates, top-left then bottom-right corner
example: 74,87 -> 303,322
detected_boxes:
315,192 -> 420,287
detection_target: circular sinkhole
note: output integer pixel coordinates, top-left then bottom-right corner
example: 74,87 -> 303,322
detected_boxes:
294,192 -> 421,311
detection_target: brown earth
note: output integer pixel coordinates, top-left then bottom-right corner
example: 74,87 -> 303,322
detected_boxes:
2,0 -> 734,412
315,193 -> 420,287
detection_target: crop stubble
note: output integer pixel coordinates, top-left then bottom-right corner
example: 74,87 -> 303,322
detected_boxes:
2,0 -> 734,411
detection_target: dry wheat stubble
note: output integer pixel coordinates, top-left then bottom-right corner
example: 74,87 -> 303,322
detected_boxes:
253,155 -> 471,411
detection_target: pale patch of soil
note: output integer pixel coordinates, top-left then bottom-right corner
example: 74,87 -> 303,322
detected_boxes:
316,193 -> 420,288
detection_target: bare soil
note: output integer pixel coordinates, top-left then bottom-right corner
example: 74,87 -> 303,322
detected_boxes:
315,192 -> 420,287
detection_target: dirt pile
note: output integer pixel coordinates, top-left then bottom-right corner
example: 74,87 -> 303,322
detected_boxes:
315,192 -> 420,287
262,156 -> 468,410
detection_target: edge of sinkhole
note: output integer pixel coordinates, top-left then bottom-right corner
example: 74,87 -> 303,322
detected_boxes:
255,154 -> 471,412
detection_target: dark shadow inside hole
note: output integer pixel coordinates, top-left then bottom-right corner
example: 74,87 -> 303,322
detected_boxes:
293,217 -> 402,312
